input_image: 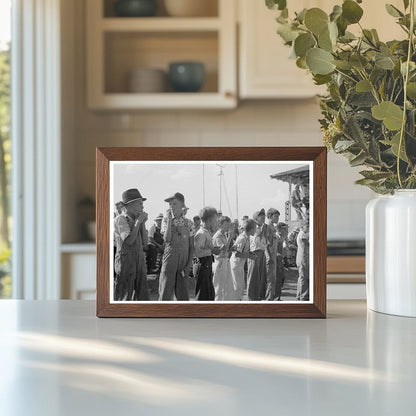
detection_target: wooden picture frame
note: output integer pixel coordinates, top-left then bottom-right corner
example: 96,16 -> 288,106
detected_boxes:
96,147 -> 327,318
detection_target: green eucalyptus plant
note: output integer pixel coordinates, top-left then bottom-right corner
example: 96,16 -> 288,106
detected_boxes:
266,0 -> 416,194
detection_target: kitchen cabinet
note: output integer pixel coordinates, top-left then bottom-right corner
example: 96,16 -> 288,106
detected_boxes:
61,244 -> 96,300
238,0 -> 325,99
238,0 -> 405,99
86,0 -> 237,109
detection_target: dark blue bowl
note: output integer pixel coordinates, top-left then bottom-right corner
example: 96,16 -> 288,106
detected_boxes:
168,62 -> 205,93
114,0 -> 158,17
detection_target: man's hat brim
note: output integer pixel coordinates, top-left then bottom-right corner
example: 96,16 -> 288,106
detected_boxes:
125,197 -> 147,204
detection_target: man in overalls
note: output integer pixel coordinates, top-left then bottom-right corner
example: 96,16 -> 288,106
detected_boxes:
159,192 -> 195,301
114,188 -> 150,301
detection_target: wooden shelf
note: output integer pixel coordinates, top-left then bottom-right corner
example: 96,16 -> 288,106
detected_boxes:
327,256 -> 365,274
89,92 -> 235,110
101,17 -> 221,32
61,243 -> 96,253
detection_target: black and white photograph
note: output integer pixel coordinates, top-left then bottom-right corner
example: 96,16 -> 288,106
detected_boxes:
110,161 -> 312,303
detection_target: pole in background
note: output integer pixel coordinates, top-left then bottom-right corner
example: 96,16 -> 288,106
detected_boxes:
202,164 -> 205,206
217,164 -> 225,212
235,164 -> 239,220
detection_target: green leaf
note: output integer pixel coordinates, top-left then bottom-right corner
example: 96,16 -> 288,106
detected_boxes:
333,60 -> 353,70
363,29 -> 376,46
277,23 -> 299,43
342,0 -> 364,24
371,29 -> 380,42
304,8 -> 329,35
294,33 -> 316,58
266,0 -> 287,11
296,8 -> 307,23
382,132 -> 409,162
385,4 -> 404,18
306,48 -> 335,75
372,101 -> 404,131
407,82 -> 416,99
328,21 -> 338,44
356,79 -> 372,92
318,27 -> 334,52
336,15 -> 348,36
344,114 -> 367,147
350,54 -> 368,70
330,5 -> 342,22
296,57 -> 308,69
355,178 -> 378,186
375,55 -> 395,70
350,151 -> 368,167
360,170 -> 391,180
403,0 -> 410,10
334,140 -> 355,152
339,31 -> 356,43
401,61 -> 416,76
313,74 -> 332,85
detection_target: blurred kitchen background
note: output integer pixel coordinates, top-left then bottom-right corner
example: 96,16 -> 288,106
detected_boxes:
2,0 -> 404,300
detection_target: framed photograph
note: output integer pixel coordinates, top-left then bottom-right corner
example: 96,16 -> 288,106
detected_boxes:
96,147 -> 327,318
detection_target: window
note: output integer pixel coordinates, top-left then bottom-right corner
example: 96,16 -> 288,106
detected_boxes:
0,0 -> 11,298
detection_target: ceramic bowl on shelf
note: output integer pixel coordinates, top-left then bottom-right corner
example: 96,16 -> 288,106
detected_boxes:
128,68 -> 167,93
114,0 -> 158,17
168,62 -> 205,92
164,0 -> 218,17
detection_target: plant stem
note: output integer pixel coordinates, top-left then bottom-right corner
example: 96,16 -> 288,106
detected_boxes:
397,0 -> 415,188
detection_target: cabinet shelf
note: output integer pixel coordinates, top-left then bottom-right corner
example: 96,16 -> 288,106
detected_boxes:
101,17 -> 221,32
89,92 -> 235,110
86,0 -> 236,109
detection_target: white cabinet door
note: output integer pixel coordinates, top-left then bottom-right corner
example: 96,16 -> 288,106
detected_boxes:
239,0 -> 326,99
62,253 -> 96,300
238,0 -> 404,99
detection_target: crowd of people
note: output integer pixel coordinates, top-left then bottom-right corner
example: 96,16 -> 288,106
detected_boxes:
113,188 -> 310,302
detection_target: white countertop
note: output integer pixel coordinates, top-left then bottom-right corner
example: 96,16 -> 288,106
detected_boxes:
0,300 -> 415,416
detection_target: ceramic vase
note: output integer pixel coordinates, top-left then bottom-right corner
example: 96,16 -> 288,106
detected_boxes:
366,190 -> 416,317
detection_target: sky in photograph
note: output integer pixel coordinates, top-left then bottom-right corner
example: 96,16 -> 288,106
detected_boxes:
112,162 -> 309,223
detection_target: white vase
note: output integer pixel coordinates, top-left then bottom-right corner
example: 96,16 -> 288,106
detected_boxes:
366,190 -> 416,317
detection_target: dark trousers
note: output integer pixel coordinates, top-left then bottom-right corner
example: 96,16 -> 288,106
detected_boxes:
194,256 -> 215,301
147,244 -> 162,272
247,250 -> 267,301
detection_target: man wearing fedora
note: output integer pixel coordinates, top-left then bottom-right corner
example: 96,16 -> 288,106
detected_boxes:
114,188 -> 150,301
159,192 -> 194,301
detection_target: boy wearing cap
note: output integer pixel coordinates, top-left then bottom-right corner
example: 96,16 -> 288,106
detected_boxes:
212,216 -> 234,301
114,188 -> 150,301
230,219 -> 257,300
146,213 -> 164,274
194,207 -> 222,301
247,209 -> 268,301
159,192 -> 195,301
